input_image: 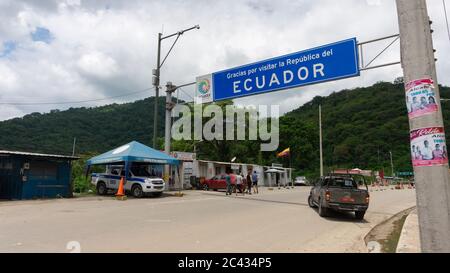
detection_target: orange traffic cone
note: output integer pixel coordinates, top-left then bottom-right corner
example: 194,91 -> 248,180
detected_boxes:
116,177 -> 127,200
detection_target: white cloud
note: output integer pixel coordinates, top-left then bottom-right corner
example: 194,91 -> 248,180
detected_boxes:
77,51 -> 119,79
0,0 -> 449,121
65,0 -> 81,7
0,63 -> 18,90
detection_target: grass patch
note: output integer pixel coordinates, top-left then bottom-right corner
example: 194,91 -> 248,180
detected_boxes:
73,191 -> 96,198
380,213 -> 409,253
365,207 -> 415,253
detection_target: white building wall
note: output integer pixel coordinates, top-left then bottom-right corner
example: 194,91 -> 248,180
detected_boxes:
207,162 -> 215,178
198,162 -> 208,178
193,160 -> 292,187
253,165 -> 264,186
241,165 -> 248,176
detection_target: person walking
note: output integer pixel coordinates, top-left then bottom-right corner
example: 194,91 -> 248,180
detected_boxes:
246,172 -> 252,195
252,171 -> 259,194
236,174 -> 243,196
241,173 -> 247,195
225,172 -> 232,196
230,173 -> 236,193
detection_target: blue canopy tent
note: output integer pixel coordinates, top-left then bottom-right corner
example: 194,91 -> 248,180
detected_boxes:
86,141 -> 179,180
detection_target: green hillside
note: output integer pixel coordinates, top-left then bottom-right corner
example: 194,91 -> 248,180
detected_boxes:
0,97 -> 168,155
1,80 -> 450,179
276,81 -> 450,177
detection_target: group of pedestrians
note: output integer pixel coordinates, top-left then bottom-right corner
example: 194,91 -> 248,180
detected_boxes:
225,170 -> 259,196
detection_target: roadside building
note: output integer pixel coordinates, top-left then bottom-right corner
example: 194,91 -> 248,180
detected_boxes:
171,151 -> 196,189
333,168 -> 373,176
193,159 -> 292,187
0,150 -> 79,200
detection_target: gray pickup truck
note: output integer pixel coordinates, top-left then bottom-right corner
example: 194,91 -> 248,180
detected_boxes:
308,174 -> 370,220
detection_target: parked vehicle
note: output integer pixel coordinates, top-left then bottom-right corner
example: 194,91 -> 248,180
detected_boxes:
201,174 -> 237,191
294,176 -> 308,186
91,165 -> 165,198
308,174 -> 369,220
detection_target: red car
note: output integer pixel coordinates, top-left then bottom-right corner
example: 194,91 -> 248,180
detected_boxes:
201,174 -> 242,191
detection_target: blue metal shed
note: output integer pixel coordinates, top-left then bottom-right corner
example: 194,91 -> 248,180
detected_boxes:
0,150 -> 79,200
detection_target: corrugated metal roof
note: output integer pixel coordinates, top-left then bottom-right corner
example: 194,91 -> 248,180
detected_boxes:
0,150 -> 79,160
196,160 -> 294,170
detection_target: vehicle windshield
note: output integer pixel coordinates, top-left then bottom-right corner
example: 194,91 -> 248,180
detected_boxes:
130,166 -> 152,177
328,178 -> 357,188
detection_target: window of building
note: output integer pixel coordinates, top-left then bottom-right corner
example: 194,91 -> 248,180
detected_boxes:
29,161 -> 58,180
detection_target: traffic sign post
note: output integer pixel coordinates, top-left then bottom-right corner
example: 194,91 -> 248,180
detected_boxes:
196,38 -> 359,104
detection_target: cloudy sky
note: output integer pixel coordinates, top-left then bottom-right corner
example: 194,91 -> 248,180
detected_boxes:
0,0 -> 449,120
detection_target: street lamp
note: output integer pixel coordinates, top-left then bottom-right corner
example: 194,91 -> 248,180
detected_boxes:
389,151 -> 395,177
152,24 -> 200,148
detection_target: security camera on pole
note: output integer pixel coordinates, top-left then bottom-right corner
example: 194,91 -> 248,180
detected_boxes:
396,0 -> 450,252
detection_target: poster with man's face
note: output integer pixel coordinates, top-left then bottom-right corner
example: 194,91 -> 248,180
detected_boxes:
405,78 -> 438,119
411,127 -> 448,167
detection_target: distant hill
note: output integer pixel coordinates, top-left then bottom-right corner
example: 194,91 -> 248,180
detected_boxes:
276,81 -> 450,176
0,97 -> 169,155
1,81 -> 450,178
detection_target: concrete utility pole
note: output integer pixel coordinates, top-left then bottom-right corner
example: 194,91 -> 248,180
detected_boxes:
72,137 -> 77,156
319,105 -> 324,177
152,33 -> 162,149
397,0 -> 450,252
164,82 -> 176,156
164,82 -> 176,190
163,81 -> 196,190
163,81 -> 196,157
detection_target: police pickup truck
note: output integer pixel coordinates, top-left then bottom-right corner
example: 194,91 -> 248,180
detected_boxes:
91,165 -> 165,198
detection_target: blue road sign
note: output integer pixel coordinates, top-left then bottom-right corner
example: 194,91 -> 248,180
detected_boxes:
196,38 -> 360,103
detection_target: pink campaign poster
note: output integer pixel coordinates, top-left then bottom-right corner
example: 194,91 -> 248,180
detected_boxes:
411,127 -> 448,167
405,78 -> 438,119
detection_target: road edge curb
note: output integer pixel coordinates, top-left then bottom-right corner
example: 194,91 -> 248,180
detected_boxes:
396,208 -> 421,253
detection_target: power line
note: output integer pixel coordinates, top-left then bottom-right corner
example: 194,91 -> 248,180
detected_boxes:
0,87 -> 152,106
444,0 -> 450,42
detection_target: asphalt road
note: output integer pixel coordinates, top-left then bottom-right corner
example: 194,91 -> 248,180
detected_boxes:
0,187 -> 416,253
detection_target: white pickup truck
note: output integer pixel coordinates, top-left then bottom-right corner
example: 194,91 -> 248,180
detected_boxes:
91,165 -> 165,198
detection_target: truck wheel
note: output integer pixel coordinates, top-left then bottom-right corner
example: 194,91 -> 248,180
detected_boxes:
203,184 -> 209,191
96,182 -> 107,196
308,195 -> 317,208
318,199 -> 328,217
355,211 -> 366,220
132,184 -> 144,198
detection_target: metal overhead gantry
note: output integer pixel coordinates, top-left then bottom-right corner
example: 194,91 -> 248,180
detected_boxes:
358,34 -> 401,71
